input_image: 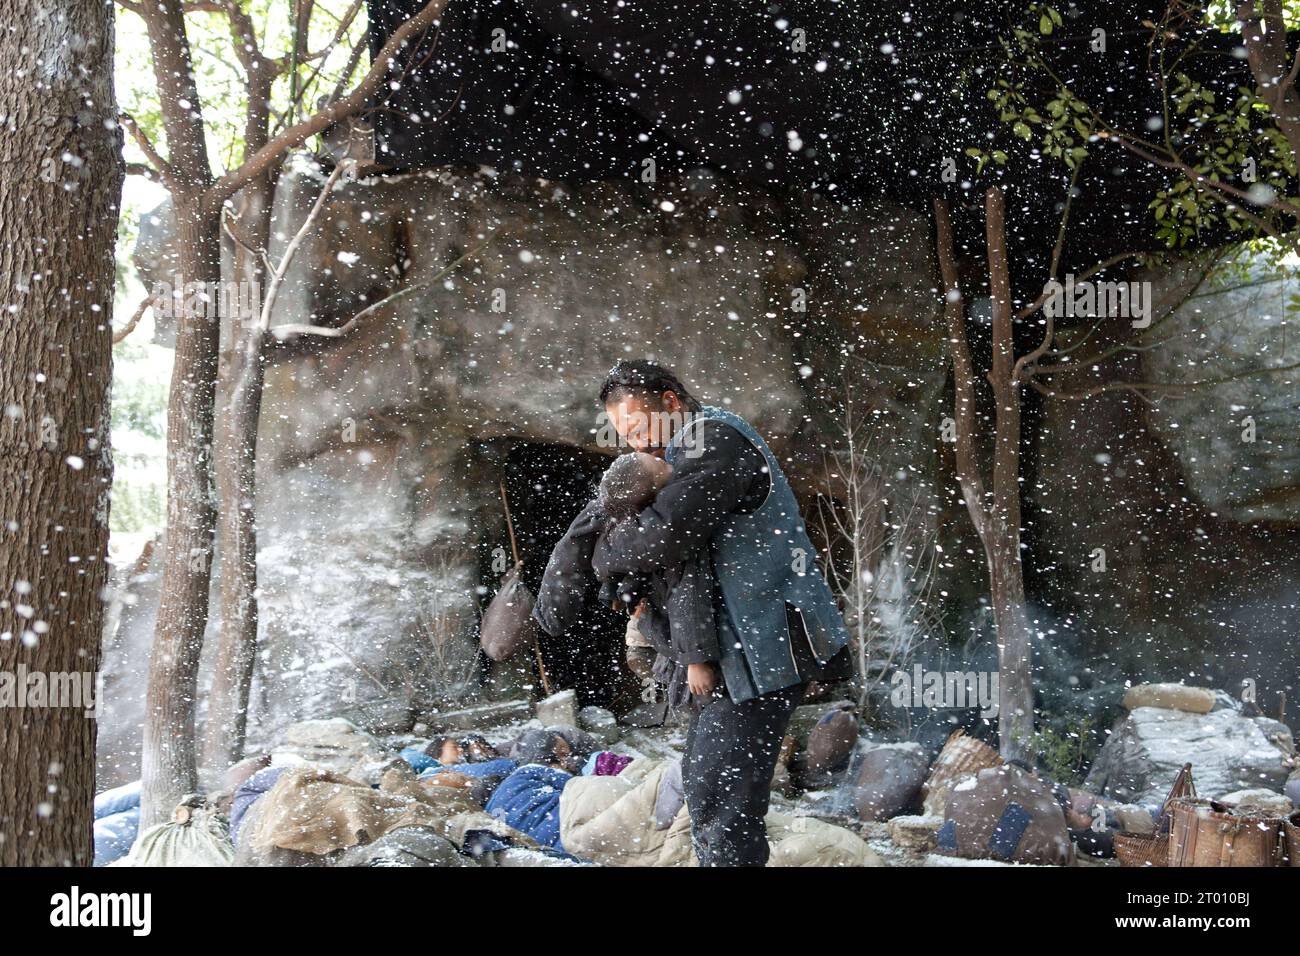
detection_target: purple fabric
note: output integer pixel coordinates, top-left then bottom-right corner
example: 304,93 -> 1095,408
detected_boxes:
594,752 -> 632,776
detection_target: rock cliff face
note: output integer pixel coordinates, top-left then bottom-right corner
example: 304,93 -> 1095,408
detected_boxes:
1141,258 -> 1300,524
1022,261 -> 1300,722
107,156 -> 945,773
107,156 -> 1300,785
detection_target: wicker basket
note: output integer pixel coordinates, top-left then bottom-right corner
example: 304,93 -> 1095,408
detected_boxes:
1285,814 -> 1300,867
1114,763 -> 1195,868
1168,797 -> 1285,867
1114,831 -> 1169,867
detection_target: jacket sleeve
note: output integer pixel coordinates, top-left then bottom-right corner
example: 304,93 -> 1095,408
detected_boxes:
532,500 -> 605,637
591,420 -> 765,578
666,556 -> 722,665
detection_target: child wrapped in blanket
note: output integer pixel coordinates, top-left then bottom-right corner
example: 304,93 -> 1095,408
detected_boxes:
532,452 -> 720,715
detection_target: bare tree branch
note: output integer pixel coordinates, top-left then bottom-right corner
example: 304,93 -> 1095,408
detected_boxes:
1030,358 -> 1300,401
113,296 -> 156,344
204,0 -> 448,214
269,222 -> 515,342
126,162 -> 162,182
255,158 -> 351,331
120,112 -> 178,192
933,198 -> 990,539
327,27 -> 371,105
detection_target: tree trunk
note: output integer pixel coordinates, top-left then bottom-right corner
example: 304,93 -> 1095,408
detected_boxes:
140,206 -> 223,827
933,192 -> 1035,761
1238,2 -> 1300,170
204,171 -> 275,777
203,33 -> 278,775
0,0 -> 123,864
983,186 -> 1034,760
137,0 -> 221,829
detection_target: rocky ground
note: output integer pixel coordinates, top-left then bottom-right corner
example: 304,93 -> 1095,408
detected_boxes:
96,681 -> 1298,868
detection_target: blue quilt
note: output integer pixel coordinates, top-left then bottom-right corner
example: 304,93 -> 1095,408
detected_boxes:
484,764 -> 572,850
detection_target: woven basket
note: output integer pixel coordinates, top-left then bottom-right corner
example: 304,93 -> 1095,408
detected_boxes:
1168,798 -> 1285,867
1285,815 -> 1300,867
1274,816 -> 1294,868
1114,831 -> 1169,867
1114,763 -> 1195,868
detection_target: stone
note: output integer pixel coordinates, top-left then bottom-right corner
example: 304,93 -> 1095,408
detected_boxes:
578,705 -> 620,745
788,700 -> 856,744
335,826 -> 473,867
1218,789 -> 1293,816
323,697 -> 416,736
1026,282 -> 1300,712
1144,258 -> 1300,524
848,742 -> 929,822
122,157 -> 946,758
423,699 -> 533,732
1123,683 -> 1216,714
887,814 -> 943,852
536,689 -> 579,728
273,718 -> 388,775
1084,705 -> 1292,804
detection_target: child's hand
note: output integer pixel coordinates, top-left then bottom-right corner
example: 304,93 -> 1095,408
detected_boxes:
687,662 -> 717,696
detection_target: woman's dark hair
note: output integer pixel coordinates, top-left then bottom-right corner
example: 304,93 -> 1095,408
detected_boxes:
513,728 -> 567,768
597,453 -> 664,520
599,359 -> 702,412
457,733 -> 497,763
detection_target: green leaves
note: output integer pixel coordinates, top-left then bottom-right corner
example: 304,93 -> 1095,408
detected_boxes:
965,147 -> 1009,175
1032,3 -> 1063,35
971,2 -> 1300,241
116,0 -> 370,177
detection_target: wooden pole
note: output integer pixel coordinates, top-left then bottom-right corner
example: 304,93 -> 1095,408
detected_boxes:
499,480 -> 552,696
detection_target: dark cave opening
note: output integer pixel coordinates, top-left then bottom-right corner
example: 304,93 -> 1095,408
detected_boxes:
482,441 -> 641,717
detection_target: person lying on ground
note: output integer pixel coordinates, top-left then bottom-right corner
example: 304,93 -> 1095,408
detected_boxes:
480,729 -> 587,850
400,733 -> 501,774
419,727 -> 591,807
419,756 -> 520,806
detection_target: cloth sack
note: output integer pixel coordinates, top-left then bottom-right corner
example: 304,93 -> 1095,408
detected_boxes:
480,565 -> 541,662
936,764 -> 1075,866
118,801 -> 234,867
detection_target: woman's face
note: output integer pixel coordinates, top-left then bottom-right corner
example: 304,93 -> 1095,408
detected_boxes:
438,739 -> 463,765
